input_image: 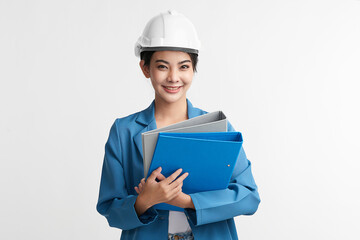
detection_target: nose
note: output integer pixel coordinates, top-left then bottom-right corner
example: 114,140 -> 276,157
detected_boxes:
166,68 -> 180,83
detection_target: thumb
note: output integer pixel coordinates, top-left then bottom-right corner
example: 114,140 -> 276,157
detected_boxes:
147,167 -> 162,181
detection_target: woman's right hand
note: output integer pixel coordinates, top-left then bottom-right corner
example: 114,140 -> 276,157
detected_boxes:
134,167 -> 188,216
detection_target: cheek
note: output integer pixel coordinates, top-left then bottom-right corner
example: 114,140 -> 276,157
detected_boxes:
183,72 -> 194,84
150,70 -> 164,83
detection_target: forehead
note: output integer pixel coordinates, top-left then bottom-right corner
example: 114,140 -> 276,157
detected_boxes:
151,51 -> 191,62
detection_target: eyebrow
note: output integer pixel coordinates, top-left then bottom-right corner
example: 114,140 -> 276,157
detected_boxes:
155,59 -> 191,64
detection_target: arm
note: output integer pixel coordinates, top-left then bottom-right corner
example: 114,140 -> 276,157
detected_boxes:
96,121 -> 158,230
183,122 -> 261,226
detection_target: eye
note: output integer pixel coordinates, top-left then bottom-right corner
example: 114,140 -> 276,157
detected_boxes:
157,65 -> 168,70
180,65 -> 190,69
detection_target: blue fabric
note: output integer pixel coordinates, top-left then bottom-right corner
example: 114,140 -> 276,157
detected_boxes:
96,99 -> 261,240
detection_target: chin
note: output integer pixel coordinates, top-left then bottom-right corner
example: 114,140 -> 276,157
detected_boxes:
158,93 -> 186,104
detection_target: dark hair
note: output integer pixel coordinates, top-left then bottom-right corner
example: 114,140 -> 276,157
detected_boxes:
140,51 -> 198,72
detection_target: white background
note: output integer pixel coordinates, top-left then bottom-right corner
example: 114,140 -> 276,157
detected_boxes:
1,0 -> 360,239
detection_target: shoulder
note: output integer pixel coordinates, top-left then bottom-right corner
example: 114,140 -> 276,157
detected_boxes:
187,99 -> 208,118
227,121 -> 236,132
111,108 -> 146,134
193,106 -> 208,116
113,111 -> 140,129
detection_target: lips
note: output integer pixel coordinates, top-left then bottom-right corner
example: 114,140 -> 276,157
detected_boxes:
164,86 -> 181,90
162,85 -> 182,93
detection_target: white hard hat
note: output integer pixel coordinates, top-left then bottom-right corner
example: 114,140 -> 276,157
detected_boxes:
135,10 -> 201,57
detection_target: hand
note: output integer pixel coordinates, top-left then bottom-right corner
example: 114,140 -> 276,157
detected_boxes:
134,172 -> 166,195
166,192 -> 195,209
135,171 -> 194,209
134,167 -> 189,215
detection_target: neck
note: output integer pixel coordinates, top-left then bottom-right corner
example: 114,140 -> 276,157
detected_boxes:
154,96 -> 188,126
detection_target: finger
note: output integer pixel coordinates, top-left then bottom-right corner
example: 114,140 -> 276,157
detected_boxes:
171,181 -> 182,191
176,182 -> 183,193
168,184 -> 183,199
164,168 -> 183,184
171,172 -> 189,187
141,178 -> 146,185
148,167 -> 162,181
156,173 -> 166,181
172,181 -> 183,191
134,186 -> 140,194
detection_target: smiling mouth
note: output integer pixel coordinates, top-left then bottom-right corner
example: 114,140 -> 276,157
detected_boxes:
163,86 -> 182,90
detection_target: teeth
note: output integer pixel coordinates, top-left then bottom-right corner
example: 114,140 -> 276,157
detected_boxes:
165,86 -> 180,90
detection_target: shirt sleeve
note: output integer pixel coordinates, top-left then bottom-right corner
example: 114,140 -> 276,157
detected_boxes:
184,121 -> 261,226
96,120 -> 159,230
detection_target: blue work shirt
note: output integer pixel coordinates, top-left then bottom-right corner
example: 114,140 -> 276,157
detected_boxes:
96,99 -> 260,240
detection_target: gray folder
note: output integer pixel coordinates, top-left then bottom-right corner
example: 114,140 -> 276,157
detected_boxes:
142,111 -> 227,177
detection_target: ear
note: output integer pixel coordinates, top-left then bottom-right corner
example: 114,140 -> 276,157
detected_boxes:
139,60 -> 150,78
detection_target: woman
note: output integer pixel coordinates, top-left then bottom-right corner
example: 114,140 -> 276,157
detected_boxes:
96,10 -> 260,240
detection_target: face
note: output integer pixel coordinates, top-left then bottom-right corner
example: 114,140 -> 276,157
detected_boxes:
140,51 -> 194,104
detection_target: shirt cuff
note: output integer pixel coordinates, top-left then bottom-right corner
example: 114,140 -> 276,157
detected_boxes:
184,193 -> 201,226
138,206 -> 158,224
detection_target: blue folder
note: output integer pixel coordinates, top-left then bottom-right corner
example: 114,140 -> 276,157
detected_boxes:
146,132 -> 243,211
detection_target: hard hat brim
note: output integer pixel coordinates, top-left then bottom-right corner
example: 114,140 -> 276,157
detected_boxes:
140,46 -> 199,55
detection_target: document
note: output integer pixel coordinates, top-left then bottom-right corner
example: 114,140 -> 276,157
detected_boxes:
147,131 -> 243,211
142,111 -> 227,177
